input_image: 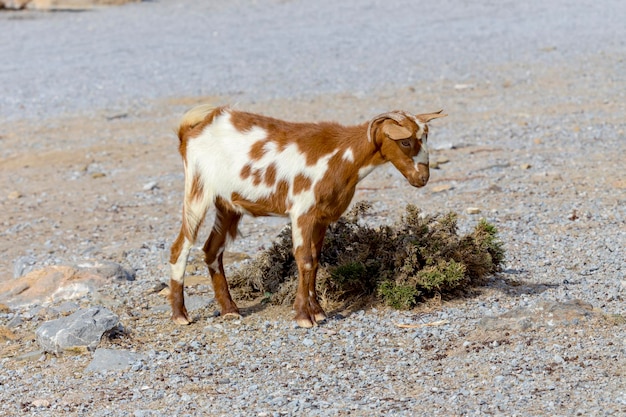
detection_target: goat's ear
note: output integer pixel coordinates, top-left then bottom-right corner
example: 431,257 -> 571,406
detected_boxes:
416,110 -> 447,123
382,123 -> 412,140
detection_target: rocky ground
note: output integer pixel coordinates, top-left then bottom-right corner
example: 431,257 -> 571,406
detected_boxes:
1,0 -> 625,416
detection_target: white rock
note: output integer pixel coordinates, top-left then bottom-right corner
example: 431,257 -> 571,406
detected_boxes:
142,181 -> 158,191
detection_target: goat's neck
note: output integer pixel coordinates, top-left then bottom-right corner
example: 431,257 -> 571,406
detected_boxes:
340,123 -> 386,179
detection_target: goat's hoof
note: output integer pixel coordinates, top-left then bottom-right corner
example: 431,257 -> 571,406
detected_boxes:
314,312 -> 327,323
172,315 -> 191,325
222,312 -> 242,320
296,317 -> 315,328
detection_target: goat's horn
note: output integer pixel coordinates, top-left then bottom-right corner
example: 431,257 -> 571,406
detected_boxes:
415,110 -> 447,123
367,111 -> 408,142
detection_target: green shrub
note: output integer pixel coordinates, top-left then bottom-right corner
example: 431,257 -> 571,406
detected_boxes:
230,202 -> 505,309
378,281 -> 421,310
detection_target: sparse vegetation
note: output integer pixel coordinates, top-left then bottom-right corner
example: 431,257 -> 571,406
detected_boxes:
230,202 -> 505,310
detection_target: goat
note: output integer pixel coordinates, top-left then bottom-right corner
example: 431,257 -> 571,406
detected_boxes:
168,105 -> 446,328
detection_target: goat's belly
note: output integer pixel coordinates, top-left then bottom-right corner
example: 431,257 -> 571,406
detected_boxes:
229,191 -> 291,217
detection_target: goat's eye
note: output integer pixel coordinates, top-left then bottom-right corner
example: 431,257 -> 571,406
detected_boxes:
400,139 -> 411,148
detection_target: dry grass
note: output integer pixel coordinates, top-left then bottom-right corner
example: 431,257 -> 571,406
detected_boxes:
230,202 -> 505,310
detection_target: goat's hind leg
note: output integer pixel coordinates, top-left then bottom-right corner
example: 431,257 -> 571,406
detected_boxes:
169,189 -> 211,325
169,229 -> 194,325
203,204 -> 242,319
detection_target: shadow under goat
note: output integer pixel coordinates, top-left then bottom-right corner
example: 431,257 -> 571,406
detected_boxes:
168,105 -> 446,328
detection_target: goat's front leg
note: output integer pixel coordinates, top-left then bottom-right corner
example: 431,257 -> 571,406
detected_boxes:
292,216 -> 328,328
308,222 -> 328,322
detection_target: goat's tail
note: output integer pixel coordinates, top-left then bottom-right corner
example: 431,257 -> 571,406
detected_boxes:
177,104 -> 219,143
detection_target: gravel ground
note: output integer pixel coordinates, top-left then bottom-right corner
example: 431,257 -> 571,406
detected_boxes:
1,0 -> 625,416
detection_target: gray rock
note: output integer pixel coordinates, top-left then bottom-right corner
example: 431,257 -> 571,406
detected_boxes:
35,306 -> 120,354
7,315 -> 23,328
77,261 -> 135,282
13,255 -> 37,279
85,348 -> 147,373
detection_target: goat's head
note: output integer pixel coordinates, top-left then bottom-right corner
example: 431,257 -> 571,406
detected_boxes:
368,110 -> 447,188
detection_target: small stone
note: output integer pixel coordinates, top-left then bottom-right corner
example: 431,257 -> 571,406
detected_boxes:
14,350 -> 45,363
436,156 -> 450,164
142,181 -> 158,191
91,172 -> 106,179
8,191 -> 22,200
466,207 -> 481,214
7,315 -> 23,328
520,163 -> 532,169
31,399 -> 50,408
432,184 -> 453,193
302,338 -> 314,347
432,142 -> 458,150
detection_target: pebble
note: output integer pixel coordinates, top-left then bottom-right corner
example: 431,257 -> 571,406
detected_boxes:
142,181 -> 158,191
431,184 -> 453,193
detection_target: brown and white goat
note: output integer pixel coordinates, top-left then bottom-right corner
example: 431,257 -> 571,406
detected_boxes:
168,105 -> 446,328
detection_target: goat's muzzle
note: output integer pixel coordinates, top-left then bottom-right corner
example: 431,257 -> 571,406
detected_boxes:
409,163 -> 430,187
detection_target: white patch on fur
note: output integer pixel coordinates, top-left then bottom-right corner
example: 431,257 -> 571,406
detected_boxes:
185,110 -> 339,219
209,246 -> 225,271
342,148 -> 354,162
413,142 -> 429,166
292,224 -> 304,249
358,165 -> 376,181
186,112 -> 270,211
413,117 -> 429,166
410,115 -> 426,138
287,146 -> 338,217
209,259 -> 219,271
170,239 -> 193,283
